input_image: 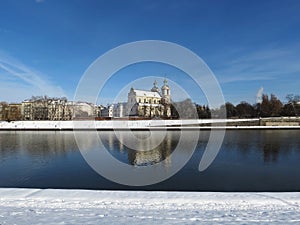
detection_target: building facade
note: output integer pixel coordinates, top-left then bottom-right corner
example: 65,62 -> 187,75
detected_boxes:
32,99 -> 49,120
48,98 -> 73,120
0,102 -> 8,121
127,79 -> 171,118
21,101 -> 34,120
113,103 -> 126,118
7,103 -> 22,121
101,105 -> 114,118
72,102 -> 96,119
0,80 -> 171,120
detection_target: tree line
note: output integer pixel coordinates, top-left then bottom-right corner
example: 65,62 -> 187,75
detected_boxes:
171,94 -> 300,119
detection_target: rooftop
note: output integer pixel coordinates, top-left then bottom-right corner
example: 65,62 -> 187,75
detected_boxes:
132,89 -> 161,98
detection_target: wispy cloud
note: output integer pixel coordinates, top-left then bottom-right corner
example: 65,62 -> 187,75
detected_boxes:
35,0 -> 45,3
214,45 -> 300,84
0,52 -> 65,102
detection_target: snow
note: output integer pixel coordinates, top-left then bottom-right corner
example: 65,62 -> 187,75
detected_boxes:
0,188 -> 300,224
1,119 -> 300,130
133,89 -> 162,98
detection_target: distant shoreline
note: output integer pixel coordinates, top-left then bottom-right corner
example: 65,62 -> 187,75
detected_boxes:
0,118 -> 300,130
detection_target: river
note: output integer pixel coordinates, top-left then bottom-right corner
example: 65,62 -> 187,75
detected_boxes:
0,130 -> 299,191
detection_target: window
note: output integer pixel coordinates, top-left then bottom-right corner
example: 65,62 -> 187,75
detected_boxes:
144,99 -> 146,103
139,98 -> 141,103
149,99 -> 152,104
154,100 -> 156,104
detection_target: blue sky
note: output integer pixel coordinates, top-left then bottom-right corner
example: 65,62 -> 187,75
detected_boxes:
0,0 -> 299,105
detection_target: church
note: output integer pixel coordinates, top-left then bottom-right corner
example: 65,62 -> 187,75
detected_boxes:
126,79 -> 171,118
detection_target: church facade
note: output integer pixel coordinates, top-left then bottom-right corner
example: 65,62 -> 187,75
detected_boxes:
127,79 -> 171,118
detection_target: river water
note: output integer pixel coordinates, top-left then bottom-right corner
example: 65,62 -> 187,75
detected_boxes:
0,130 -> 299,191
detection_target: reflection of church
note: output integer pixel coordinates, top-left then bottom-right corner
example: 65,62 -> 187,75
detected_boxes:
127,136 -> 173,167
101,131 -> 175,167
127,79 -> 171,118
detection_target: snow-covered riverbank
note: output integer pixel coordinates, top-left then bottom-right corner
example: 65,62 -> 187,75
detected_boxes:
0,188 -> 300,224
0,119 -> 300,130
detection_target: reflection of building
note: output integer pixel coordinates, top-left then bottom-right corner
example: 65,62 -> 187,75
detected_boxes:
127,132 -> 174,167
99,131 -> 174,167
127,79 -> 171,118
128,149 -> 162,166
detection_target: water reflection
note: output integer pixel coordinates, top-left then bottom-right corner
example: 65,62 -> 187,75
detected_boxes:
99,131 -> 179,167
263,143 -> 279,163
0,131 -> 77,159
1,130 -> 300,191
222,130 -> 300,163
260,130 -> 300,163
127,132 -> 175,167
2,130 -> 300,165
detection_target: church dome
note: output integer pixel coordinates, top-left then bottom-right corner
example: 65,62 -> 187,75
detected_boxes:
151,80 -> 160,92
161,79 -> 169,90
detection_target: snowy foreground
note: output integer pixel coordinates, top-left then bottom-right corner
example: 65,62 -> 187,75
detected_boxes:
1,189 -> 300,224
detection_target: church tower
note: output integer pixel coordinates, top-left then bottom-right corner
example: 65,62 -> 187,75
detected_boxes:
161,79 -> 170,104
161,79 -> 171,117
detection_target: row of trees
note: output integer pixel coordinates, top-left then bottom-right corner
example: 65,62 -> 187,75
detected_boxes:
171,94 -> 300,119
222,94 -> 300,118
